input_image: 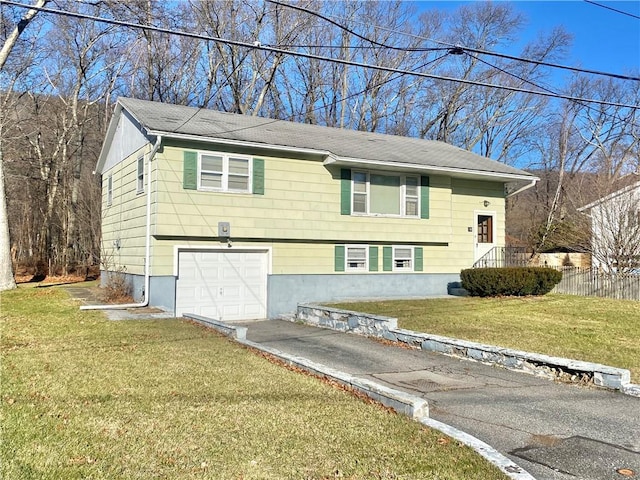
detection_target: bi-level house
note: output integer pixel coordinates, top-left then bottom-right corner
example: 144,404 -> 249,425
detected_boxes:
96,97 -> 537,320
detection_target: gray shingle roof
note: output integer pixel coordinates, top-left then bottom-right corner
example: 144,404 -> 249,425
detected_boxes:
118,97 -> 534,179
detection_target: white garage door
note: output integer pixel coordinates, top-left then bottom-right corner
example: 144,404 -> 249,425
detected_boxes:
176,250 -> 268,321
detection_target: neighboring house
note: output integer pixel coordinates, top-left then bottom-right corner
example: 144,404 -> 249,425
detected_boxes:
96,97 -> 538,320
578,178 -> 640,273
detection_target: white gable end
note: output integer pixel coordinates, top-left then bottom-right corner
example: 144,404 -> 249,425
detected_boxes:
100,109 -> 149,173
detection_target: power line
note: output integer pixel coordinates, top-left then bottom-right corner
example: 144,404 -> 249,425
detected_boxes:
266,0 -> 442,53
470,53 -> 632,126
208,51 -> 453,137
266,43 -> 449,52
319,8 -> 640,82
2,0 -> 639,109
584,0 -> 640,20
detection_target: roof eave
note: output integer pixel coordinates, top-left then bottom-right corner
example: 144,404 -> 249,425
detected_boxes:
324,156 -> 538,183
577,180 -> 640,212
145,129 -> 332,159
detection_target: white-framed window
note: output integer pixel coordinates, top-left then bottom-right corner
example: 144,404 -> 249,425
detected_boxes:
107,175 -> 113,206
352,171 -> 419,217
346,245 -> 368,271
136,156 -> 144,193
393,246 -> 413,271
199,152 -> 251,193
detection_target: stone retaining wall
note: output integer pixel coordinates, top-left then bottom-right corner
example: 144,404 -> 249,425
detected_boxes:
296,304 -> 397,336
293,304 -> 636,395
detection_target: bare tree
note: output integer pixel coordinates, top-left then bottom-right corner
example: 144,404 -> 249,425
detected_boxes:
0,0 -> 48,290
527,75 -> 640,254
408,2 -> 573,171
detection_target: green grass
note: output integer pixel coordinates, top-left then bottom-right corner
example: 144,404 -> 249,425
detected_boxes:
330,295 -> 640,382
0,286 -> 506,480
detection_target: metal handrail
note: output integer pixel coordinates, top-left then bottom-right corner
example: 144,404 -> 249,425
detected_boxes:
473,246 -> 529,268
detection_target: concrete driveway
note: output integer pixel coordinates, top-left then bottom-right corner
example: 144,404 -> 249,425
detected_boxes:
245,319 -> 640,480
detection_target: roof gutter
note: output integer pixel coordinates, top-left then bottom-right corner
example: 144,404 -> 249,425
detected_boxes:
81,135 -> 163,311
145,129 -> 331,159
506,178 -> 538,198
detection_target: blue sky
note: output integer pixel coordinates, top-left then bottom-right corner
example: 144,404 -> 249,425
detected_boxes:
421,1 -> 639,83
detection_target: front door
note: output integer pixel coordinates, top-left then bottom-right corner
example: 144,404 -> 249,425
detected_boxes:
474,212 -> 496,265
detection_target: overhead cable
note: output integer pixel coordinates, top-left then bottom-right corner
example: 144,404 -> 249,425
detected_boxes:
2,0 -> 639,109
584,0 -> 640,20
316,6 -> 640,82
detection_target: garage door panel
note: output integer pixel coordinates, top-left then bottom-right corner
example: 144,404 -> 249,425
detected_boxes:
176,250 -> 267,321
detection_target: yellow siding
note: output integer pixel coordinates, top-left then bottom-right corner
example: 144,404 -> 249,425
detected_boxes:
101,145 -> 152,274
151,239 -> 462,275
106,142 -> 509,277
155,146 -> 453,242
448,178 -> 506,268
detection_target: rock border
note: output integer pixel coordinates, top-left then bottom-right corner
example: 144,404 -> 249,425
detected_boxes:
294,304 -> 639,396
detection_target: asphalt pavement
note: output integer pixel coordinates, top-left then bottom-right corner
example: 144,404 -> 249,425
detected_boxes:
244,319 -> 640,480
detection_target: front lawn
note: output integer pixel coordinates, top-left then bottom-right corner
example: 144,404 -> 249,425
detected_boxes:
330,295 -> 640,382
0,286 -> 505,479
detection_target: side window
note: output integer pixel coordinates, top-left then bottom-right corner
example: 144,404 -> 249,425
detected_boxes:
198,153 -> 251,193
383,246 -> 423,272
336,245 -> 422,272
346,245 -> 368,271
352,172 -> 367,213
405,177 -> 419,216
350,170 -> 420,217
136,156 -> 144,193
393,246 -> 413,271
184,151 -> 264,194
107,175 -> 113,205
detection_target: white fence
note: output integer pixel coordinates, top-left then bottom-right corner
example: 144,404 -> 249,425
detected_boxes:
553,266 -> 640,300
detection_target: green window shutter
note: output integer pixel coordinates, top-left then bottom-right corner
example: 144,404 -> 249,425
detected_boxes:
414,247 -> 423,272
253,158 -> 265,195
369,246 -> 378,272
383,246 -> 392,272
420,175 -> 430,219
334,245 -> 345,272
340,168 -> 351,215
183,151 -> 198,190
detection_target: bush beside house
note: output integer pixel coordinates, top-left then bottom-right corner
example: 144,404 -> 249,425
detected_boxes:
461,267 -> 562,297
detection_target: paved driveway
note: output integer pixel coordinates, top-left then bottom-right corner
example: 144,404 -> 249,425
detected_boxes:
246,320 -> 640,480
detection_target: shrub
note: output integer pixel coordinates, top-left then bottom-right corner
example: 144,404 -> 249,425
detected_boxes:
102,270 -> 133,303
460,267 -> 562,297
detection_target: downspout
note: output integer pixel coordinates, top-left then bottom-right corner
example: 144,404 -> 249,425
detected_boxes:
81,135 -> 162,311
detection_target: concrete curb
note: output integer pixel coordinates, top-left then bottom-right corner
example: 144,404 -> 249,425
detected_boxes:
184,313 -> 248,340
237,339 -> 429,420
186,314 -> 536,480
419,417 -> 535,480
295,304 -> 640,397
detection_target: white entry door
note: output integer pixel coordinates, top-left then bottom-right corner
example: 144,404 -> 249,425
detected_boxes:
474,212 -> 496,265
175,250 -> 268,321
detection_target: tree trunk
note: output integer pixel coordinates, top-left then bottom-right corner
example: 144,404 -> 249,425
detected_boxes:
0,0 -> 49,290
0,147 -> 16,290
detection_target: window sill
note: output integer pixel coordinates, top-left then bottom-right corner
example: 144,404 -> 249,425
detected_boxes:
197,188 -> 252,195
351,213 -> 419,219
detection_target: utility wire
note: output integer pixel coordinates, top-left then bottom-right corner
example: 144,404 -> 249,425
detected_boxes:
319,8 -> 640,82
470,53 -> 633,127
2,0 -> 639,109
584,0 -> 640,20
265,0 -> 442,53
208,51 -> 453,137
266,43 -> 450,51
